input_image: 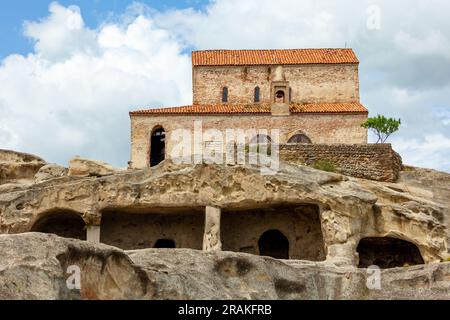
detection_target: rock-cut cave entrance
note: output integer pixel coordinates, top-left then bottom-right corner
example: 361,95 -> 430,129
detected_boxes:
31,210 -> 86,240
221,204 -> 326,261
258,230 -> 289,259
100,209 -> 205,250
357,237 -> 425,268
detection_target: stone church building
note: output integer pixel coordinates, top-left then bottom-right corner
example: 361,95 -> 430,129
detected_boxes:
129,49 -> 369,168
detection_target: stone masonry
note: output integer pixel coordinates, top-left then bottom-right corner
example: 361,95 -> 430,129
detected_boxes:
193,64 -> 360,105
130,113 -> 368,169
279,143 -> 403,182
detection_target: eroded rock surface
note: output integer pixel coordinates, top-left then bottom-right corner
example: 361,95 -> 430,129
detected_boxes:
0,159 -> 448,266
68,156 -> 124,177
0,149 -> 46,185
0,233 -> 150,300
35,164 -> 68,183
0,233 -> 449,300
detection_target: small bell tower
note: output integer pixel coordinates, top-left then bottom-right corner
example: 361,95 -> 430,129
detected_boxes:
270,65 -> 290,116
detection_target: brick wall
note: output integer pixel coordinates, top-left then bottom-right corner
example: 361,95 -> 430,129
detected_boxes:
279,143 -> 403,182
193,64 -> 359,105
130,113 -> 368,169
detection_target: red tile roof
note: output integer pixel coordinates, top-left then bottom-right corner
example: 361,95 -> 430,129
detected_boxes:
192,49 -> 359,66
130,103 -> 368,116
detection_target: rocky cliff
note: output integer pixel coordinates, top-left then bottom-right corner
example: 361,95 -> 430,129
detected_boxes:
0,149 -> 449,300
0,233 -> 449,300
0,149 -> 45,185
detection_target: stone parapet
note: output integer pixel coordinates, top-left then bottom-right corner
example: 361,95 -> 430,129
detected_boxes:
279,143 -> 403,182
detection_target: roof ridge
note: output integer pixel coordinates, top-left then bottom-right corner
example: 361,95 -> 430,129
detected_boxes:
193,48 -> 354,52
192,48 -> 359,66
130,102 -> 368,115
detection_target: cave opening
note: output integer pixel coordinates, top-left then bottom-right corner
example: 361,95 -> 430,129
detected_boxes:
31,210 -> 86,240
357,237 -> 425,268
100,209 -> 204,250
221,204 -> 325,261
154,239 -> 176,248
258,229 -> 289,259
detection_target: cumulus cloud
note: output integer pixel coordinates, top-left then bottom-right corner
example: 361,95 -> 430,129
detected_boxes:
24,3 -> 97,61
0,2 -> 191,166
393,134 -> 450,170
0,0 -> 449,172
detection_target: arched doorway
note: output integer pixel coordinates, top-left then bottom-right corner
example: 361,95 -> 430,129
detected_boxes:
31,210 -> 86,240
150,127 -> 166,167
288,134 -> 312,144
357,237 -> 425,268
154,239 -> 176,248
258,230 -> 289,259
275,90 -> 285,103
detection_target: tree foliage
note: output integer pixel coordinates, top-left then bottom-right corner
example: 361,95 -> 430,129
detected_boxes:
361,115 -> 401,143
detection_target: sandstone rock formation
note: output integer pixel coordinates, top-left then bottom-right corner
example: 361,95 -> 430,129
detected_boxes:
1,157 -> 448,265
0,233 -> 449,300
0,149 -> 46,185
398,166 -> 450,246
68,156 -> 124,177
35,164 -> 68,183
0,149 -> 449,300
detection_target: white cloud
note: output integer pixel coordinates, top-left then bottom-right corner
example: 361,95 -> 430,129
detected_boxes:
154,0 -> 348,49
0,0 -> 449,172
0,2 -> 192,166
393,134 -> 450,172
24,2 -> 97,61
394,30 -> 450,58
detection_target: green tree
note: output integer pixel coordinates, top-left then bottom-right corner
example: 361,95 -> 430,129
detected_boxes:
361,115 -> 401,143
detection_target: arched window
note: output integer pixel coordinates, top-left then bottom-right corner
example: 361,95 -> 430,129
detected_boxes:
289,87 -> 292,103
258,230 -> 289,259
154,239 -> 176,248
150,127 -> 166,167
357,237 -> 424,268
222,87 -> 228,103
275,90 -> 285,103
254,87 -> 260,103
288,134 -> 312,144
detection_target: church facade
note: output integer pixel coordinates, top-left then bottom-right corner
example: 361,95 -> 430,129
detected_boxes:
129,49 -> 369,168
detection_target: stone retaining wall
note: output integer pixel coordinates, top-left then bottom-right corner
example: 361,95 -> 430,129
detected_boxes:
279,143 -> 402,182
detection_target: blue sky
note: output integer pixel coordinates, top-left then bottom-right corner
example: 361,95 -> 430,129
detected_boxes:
0,0 -> 207,58
0,0 -> 449,172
